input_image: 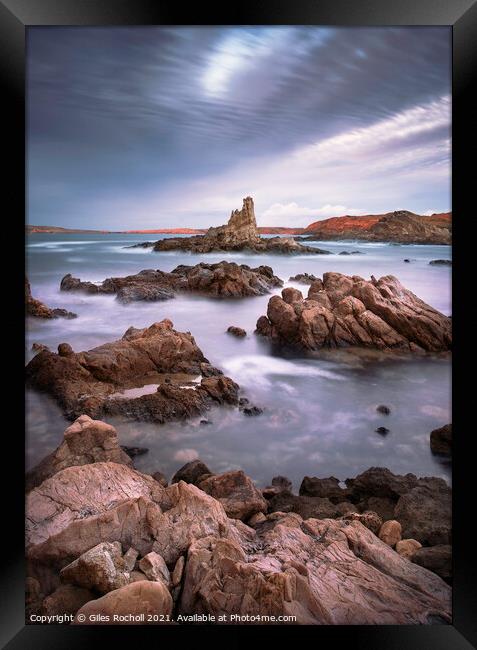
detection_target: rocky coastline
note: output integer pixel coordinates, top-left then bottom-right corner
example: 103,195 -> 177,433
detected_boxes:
26,278 -> 77,320
26,415 -> 452,625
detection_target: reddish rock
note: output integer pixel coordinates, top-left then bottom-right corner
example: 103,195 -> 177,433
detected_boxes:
25,320 -> 240,423
26,278 -> 77,319
256,273 -> 451,353
197,470 -> 267,521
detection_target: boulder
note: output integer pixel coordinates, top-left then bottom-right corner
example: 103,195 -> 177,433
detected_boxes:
267,492 -> 341,520
171,459 -> 212,486
394,482 -> 451,546
256,273 -> 451,353
59,542 -> 130,594
26,415 -> 132,491
289,273 -> 318,284
41,584 -> 94,616
26,462 -> 162,559
138,552 -> 170,586
197,470 -> 267,521
299,476 -> 349,503
25,320 -> 240,423
429,259 -> 452,266
340,511 -> 383,535
411,545 -> 452,582
396,539 -> 422,559
378,520 -> 402,547
227,326 -> 246,338
151,471 -> 168,487
360,496 -> 396,522
430,424 -> 452,456
74,581 -> 172,624
346,467 -> 419,501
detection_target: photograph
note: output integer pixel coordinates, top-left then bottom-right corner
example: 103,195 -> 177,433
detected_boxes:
24,24 -> 454,627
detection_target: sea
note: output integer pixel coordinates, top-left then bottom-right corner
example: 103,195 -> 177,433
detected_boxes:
26,233 -> 452,488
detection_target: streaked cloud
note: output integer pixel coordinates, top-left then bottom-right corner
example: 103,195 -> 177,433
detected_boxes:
27,26 -> 451,229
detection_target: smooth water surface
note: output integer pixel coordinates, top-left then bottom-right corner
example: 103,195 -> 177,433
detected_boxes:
26,233 -> 452,487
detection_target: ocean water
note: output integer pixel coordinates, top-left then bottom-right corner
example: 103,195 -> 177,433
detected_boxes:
26,233 -> 452,488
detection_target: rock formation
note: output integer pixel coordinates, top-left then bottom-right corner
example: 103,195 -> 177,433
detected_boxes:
255,272 -> 451,353
26,419 -> 452,625
141,197 -> 330,255
430,424 -> 452,456
60,262 -> 283,303
25,319 -> 241,423
298,211 -> 452,245
26,278 -> 77,319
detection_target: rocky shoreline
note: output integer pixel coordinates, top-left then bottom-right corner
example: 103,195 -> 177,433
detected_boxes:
26,415 -> 452,625
26,278 -> 77,320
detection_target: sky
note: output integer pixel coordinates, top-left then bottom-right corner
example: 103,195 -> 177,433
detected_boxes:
27,26 -> 451,229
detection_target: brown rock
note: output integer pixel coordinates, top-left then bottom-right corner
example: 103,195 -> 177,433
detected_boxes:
411,545 -> 452,582
179,518 -> 451,624
171,459 -> 212,486
172,556 -> 185,588
394,481 -> 451,546
340,511 -> 383,535
138,552 -> 170,585
26,462 -> 162,556
395,539 -> 422,559
299,476 -> 349,503
60,542 -> 130,594
41,584 -> 94,616
256,273 -> 451,353
129,570 -> 149,583
61,260 -> 283,302
25,320 -> 240,423
378,520 -> 402,547
26,415 -> 132,491
26,278 -> 77,319
152,198 -> 330,255
248,512 -> 267,527
227,326 -> 247,337
151,471 -> 168,487
198,470 -> 267,521
267,492 -> 340,520
74,581 -> 172,624
430,424 -> 452,456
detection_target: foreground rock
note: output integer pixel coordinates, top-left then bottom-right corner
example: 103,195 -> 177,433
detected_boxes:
25,320 -> 240,423
26,278 -> 77,319
74,581 -> 173,624
411,545 -> 452,583
430,424 -> 452,456
149,197 -> 330,255
26,415 -> 132,491
197,470 -> 267,521
60,261 -> 283,303
26,426 -> 451,624
256,272 -> 451,353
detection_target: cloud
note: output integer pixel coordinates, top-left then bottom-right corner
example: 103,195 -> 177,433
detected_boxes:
261,202 -> 365,226
26,27 -> 451,228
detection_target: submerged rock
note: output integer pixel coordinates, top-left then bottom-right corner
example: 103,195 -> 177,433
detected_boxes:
25,320 -> 240,423
227,326 -> 246,338
61,261 -> 283,302
429,259 -> 452,266
256,272 -> 451,353
151,197 -> 331,255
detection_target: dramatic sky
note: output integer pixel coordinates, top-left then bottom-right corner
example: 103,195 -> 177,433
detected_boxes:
27,27 -> 451,229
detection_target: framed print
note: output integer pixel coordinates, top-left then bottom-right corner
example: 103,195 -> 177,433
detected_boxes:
2,0 -> 476,647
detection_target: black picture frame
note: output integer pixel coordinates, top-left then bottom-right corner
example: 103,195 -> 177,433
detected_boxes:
3,1 -> 476,647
